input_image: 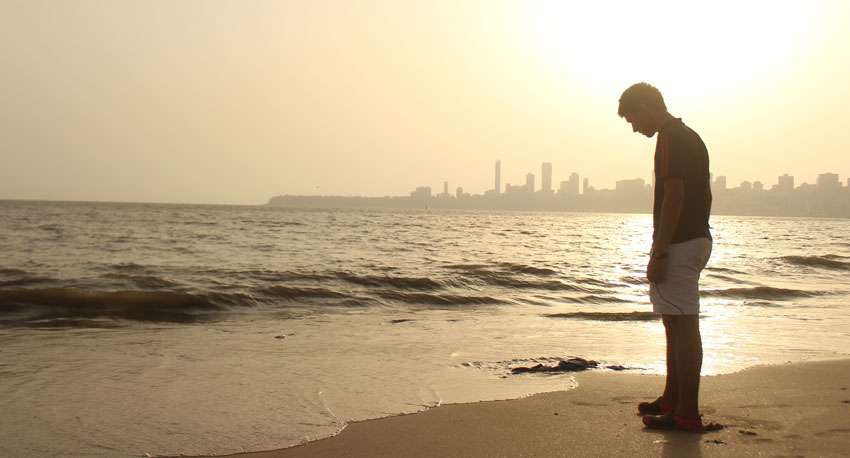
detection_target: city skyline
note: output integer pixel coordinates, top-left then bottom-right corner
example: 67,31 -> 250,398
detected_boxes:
406,160 -> 850,199
270,159 -> 850,218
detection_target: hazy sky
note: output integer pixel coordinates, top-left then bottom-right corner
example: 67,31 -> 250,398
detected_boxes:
3,0 -> 850,204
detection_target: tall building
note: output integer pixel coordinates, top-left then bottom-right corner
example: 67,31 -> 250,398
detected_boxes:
817,173 -> 840,190
714,176 -> 727,192
569,173 -> 580,195
443,181 -> 449,195
410,186 -> 431,199
526,173 -> 535,192
753,181 -> 764,192
582,177 -> 590,194
456,187 -> 464,198
777,174 -> 794,192
558,172 -> 580,196
616,178 -> 646,193
494,160 -> 501,194
541,162 -> 553,192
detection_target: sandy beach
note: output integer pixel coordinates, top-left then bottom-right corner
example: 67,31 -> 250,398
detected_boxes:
202,359 -> 850,458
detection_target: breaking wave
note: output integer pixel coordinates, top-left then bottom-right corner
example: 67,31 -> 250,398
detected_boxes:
570,294 -> 631,304
332,271 -> 454,290
497,262 -> 559,276
0,268 -> 57,288
702,286 -> 826,300
101,273 -> 178,289
0,288 -> 226,324
375,291 -> 508,305
778,255 -> 850,271
544,311 -> 659,321
261,285 -> 350,300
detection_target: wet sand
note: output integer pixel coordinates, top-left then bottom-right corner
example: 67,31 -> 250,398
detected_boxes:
201,359 -> 850,458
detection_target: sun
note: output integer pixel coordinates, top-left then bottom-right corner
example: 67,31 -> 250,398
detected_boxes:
521,1 -> 821,105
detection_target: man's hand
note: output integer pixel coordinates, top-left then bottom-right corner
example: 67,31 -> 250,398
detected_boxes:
647,253 -> 667,283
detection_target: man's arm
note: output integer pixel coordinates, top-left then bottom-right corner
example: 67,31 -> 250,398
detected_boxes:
654,178 -> 684,252
648,178 -> 684,282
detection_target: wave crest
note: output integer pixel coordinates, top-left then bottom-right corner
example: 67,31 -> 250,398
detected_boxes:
702,286 -> 825,300
545,312 -> 659,321
779,255 -> 850,271
376,291 -> 507,306
0,288 -> 224,324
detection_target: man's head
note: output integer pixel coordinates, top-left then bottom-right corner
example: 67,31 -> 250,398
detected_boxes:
618,82 -> 668,138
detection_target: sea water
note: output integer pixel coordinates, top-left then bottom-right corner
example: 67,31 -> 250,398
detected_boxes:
1,200 -> 848,456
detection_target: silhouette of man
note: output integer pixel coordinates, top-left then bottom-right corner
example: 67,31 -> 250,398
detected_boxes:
618,83 -> 715,431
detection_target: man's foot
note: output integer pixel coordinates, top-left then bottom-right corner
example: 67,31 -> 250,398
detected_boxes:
637,397 -> 673,416
642,413 -> 724,433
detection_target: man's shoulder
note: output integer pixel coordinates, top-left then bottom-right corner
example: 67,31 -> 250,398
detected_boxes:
667,121 -> 706,153
665,119 -> 696,139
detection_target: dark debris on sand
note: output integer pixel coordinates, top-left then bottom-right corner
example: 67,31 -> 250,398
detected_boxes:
511,357 -> 634,374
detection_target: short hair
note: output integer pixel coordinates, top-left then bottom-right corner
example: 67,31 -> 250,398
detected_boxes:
618,82 -> 666,117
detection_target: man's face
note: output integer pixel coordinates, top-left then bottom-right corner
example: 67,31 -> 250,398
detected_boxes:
624,108 -> 656,138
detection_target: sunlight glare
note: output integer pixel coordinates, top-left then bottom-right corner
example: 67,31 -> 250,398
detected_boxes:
523,1 -> 820,105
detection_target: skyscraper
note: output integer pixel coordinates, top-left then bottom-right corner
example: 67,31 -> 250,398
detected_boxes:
541,162 -> 552,193
495,160 -> 501,194
714,176 -> 727,192
569,173 -> 580,195
777,174 -> 794,192
817,173 -> 840,190
616,178 -> 646,193
526,173 -> 535,192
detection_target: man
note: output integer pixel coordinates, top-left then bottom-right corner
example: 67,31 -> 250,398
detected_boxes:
618,82 -> 717,432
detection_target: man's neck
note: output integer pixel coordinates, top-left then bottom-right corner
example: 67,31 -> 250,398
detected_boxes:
655,112 -> 676,133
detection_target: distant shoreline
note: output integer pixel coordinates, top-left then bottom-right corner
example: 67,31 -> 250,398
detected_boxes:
2,198 -> 848,218
266,194 -> 850,219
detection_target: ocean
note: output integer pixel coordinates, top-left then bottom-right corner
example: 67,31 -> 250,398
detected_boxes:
1,200 -> 848,456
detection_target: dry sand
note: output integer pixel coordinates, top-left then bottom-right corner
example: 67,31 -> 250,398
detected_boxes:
203,359 -> 850,458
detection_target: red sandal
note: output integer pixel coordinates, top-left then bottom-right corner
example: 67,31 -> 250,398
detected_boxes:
642,413 -> 723,433
637,398 -> 673,416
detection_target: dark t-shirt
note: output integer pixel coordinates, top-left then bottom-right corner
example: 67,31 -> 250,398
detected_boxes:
653,118 -> 712,243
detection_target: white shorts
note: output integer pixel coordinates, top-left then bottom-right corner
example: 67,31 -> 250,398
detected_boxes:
649,237 -> 712,315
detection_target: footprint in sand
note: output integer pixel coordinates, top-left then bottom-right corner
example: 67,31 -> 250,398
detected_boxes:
571,400 -> 609,407
738,403 -> 791,409
719,415 -> 783,431
814,428 -> 850,437
610,395 -> 642,406
737,430 -> 773,442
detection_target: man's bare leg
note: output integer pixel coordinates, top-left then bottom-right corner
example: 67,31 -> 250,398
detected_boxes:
674,314 -> 702,418
661,314 -> 679,410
